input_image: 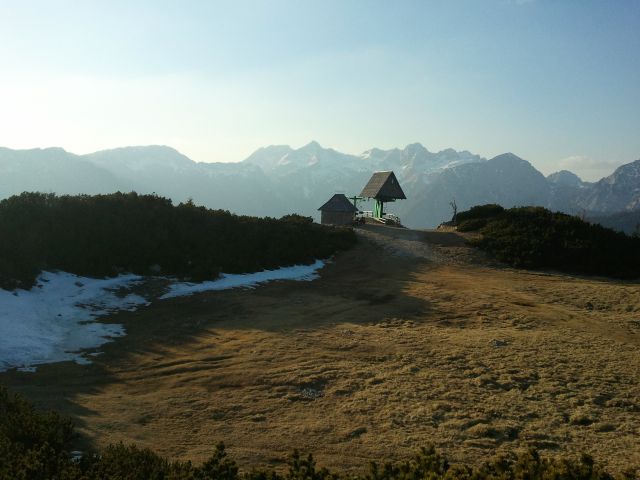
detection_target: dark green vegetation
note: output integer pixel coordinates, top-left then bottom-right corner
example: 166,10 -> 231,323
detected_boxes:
0,192 -> 356,290
589,210 -> 640,236
1,385 -> 635,480
456,205 -> 640,278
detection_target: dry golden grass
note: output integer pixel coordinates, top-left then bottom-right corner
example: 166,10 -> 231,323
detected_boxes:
2,225 -> 640,473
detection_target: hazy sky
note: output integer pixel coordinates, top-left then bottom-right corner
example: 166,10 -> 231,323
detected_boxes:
1,0 -> 638,180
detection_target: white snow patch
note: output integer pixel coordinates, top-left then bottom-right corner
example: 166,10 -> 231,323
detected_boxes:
277,153 -> 291,166
0,271 -> 148,372
1,261 -> 326,372
160,260 -> 325,299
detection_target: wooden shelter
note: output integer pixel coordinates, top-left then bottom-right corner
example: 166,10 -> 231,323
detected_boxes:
318,194 -> 357,225
359,171 -> 406,219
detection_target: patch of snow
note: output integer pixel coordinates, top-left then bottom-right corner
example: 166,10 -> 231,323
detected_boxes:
277,153 -> 291,166
1,261 -> 326,372
0,271 -> 148,372
160,260 -> 325,299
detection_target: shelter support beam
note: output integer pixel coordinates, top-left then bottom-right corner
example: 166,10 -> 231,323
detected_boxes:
374,199 -> 384,219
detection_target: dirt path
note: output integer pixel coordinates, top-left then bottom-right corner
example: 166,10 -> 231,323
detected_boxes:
2,227 -> 640,473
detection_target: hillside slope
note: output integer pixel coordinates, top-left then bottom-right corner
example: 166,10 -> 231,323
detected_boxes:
3,225 -> 639,474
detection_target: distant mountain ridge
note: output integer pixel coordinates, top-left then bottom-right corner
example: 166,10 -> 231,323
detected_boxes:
1,143 -> 638,229
578,160 -> 640,213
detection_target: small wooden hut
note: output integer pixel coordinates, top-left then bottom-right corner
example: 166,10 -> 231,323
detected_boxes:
318,194 -> 357,225
359,171 -> 406,219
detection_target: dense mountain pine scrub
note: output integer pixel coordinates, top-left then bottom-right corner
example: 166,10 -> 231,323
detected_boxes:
0,385 -> 634,480
0,192 -> 356,290
456,205 -> 640,278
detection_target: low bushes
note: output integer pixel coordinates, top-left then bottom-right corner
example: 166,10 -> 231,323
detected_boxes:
456,205 -> 640,278
0,385 -> 634,479
0,192 -> 356,290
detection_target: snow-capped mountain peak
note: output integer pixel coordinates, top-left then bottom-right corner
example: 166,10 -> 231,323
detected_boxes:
1,144 -> 637,230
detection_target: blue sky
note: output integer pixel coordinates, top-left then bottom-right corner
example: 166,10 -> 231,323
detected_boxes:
0,0 -> 638,180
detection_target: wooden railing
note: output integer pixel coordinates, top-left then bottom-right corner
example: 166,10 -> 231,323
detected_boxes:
357,211 -> 401,225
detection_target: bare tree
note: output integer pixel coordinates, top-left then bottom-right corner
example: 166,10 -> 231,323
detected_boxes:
449,198 -> 458,225
578,208 -> 587,222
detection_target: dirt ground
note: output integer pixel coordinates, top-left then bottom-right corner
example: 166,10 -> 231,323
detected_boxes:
2,225 -> 640,473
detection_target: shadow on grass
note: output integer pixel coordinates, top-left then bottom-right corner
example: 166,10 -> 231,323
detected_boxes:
0,239 -> 433,454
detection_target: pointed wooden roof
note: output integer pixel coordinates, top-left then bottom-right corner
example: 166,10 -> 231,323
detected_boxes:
359,171 -> 406,200
318,193 -> 358,212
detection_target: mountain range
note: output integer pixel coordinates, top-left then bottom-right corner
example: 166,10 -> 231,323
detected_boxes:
1,143 -> 639,232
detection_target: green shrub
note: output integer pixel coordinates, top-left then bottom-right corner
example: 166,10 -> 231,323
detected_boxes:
457,205 -> 505,232
0,192 -> 357,290
455,204 -> 505,224
1,385 -> 636,480
456,218 -> 488,232
0,386 -> 80,479
81,443 -> 196,480
456,205 -> 640,278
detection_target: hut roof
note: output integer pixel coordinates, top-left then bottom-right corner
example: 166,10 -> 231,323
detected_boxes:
318,194 -> 358,212
359,171 -> 406,200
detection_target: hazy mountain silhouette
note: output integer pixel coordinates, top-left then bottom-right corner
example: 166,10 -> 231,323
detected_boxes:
1,143 -> 638,229
576,160 -> 640,213
0,147 -> 133,195
547,170 -> 585,188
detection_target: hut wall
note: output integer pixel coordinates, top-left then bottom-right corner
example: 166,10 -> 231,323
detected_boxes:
321,211 -> 354,225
